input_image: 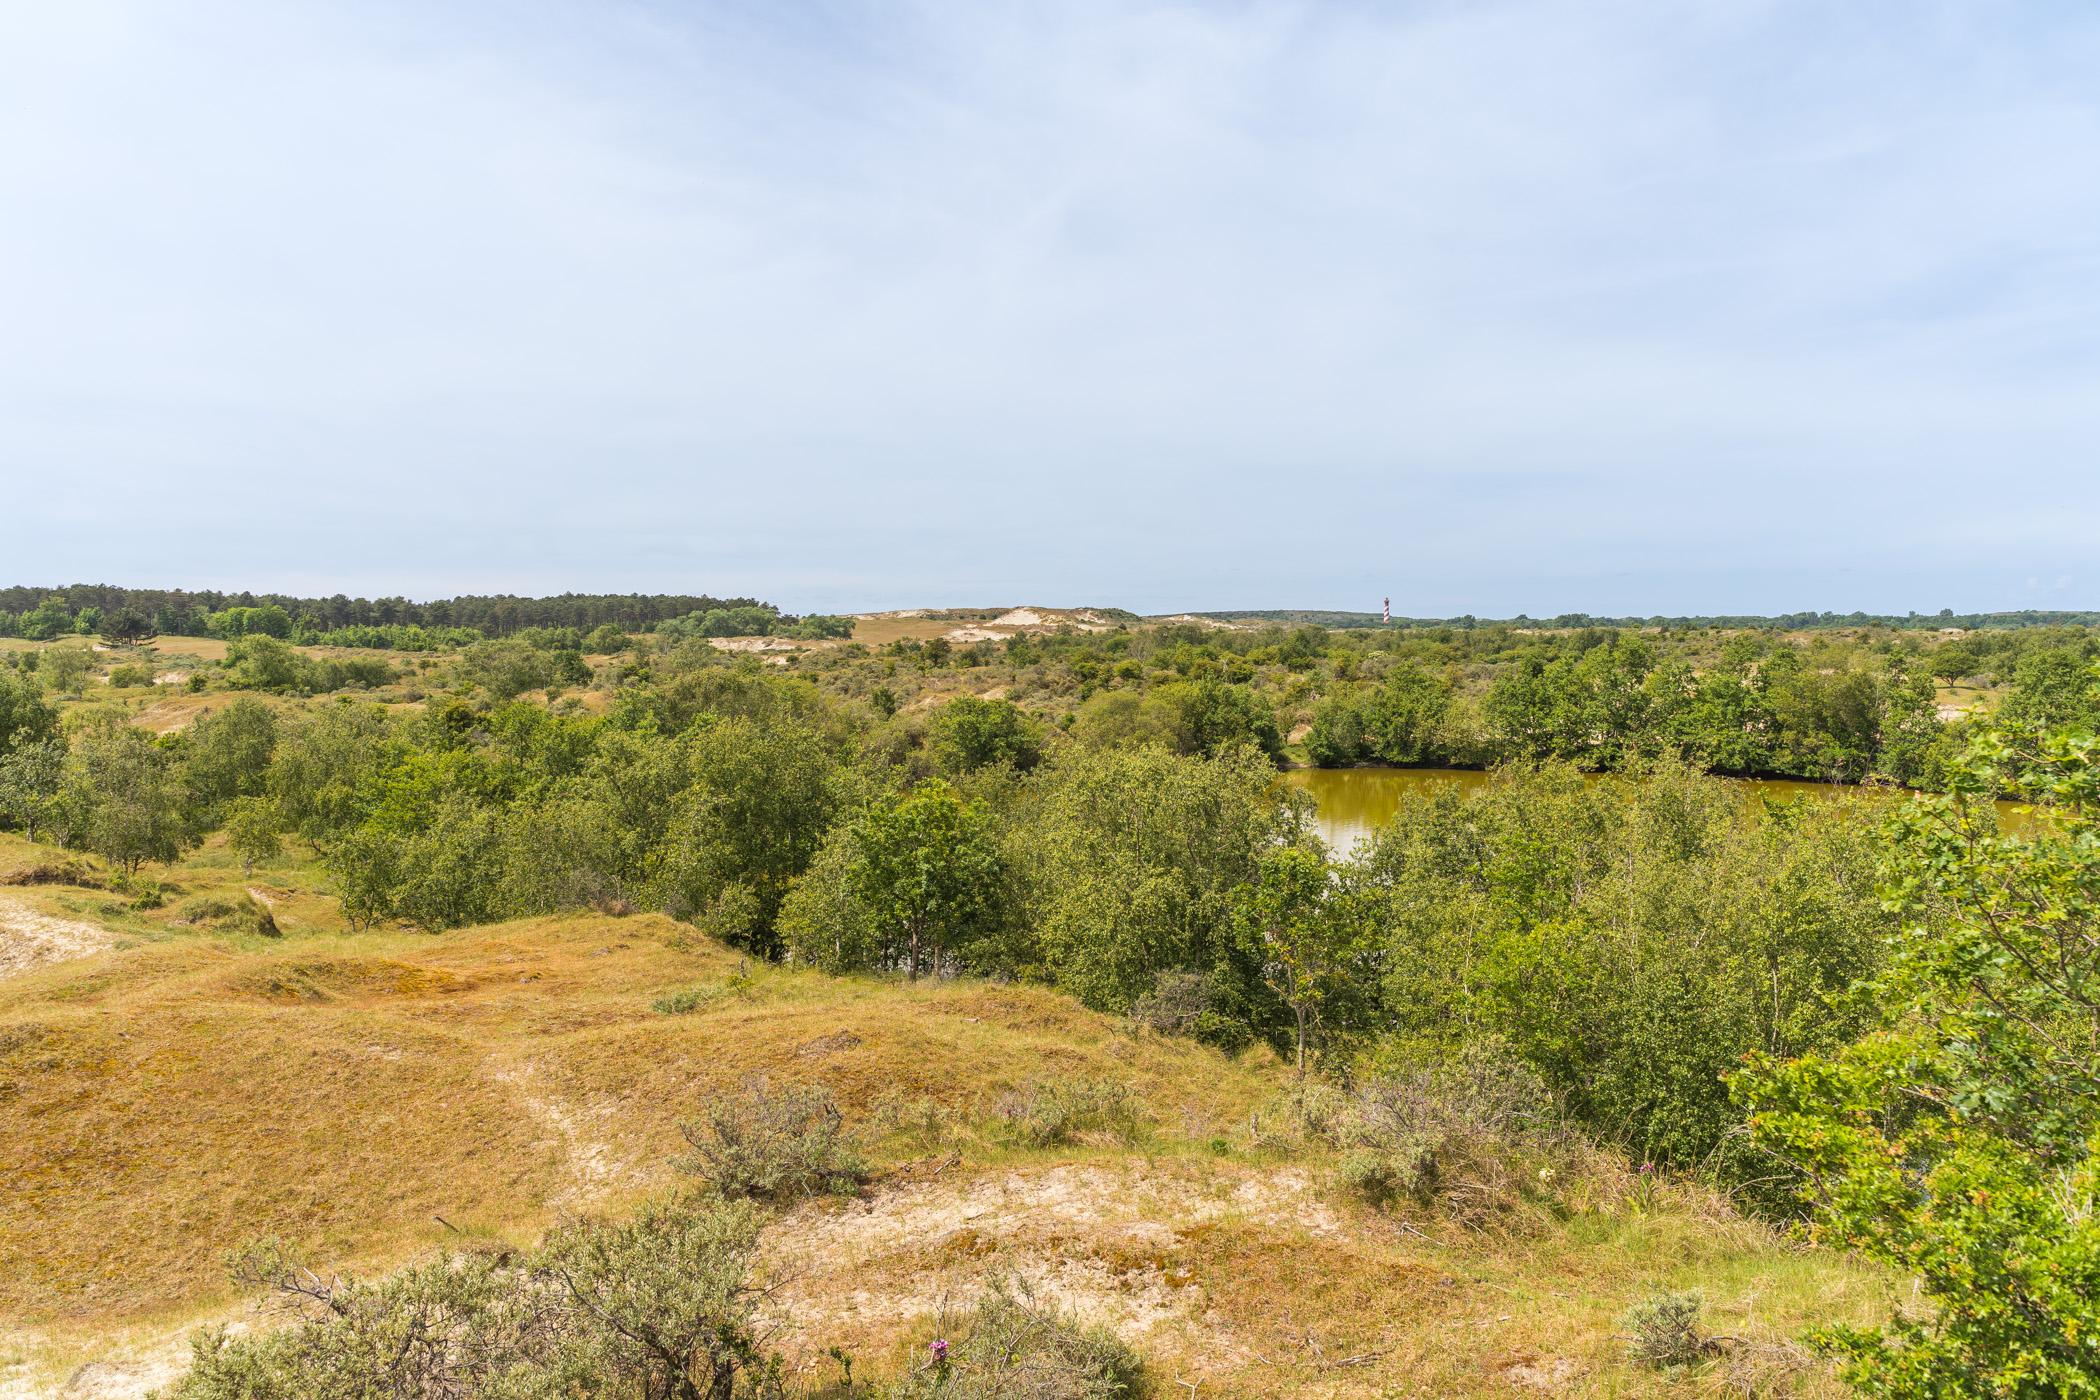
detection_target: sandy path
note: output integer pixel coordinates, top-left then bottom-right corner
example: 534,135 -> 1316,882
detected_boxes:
0,898 -> 112,980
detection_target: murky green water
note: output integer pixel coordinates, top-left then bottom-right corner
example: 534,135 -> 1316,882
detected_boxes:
1281,766 -> 2031,852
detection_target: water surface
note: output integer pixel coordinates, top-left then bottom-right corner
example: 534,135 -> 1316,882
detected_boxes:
1282,766 -> 2029,852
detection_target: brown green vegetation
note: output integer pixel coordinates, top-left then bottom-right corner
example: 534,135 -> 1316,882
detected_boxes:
1,589 -> 2096,1396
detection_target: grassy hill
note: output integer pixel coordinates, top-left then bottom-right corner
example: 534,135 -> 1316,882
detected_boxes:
0,831 -> 1882,1399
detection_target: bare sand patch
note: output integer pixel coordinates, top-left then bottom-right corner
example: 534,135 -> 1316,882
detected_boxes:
0,898 -> 112,980
761,1160 -> 1339,1380
707,637 -> 800,654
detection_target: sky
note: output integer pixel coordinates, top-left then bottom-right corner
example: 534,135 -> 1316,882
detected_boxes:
3,0 -> 2097,617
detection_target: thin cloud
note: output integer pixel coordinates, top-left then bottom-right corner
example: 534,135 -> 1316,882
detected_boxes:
0,0 -> 2094,614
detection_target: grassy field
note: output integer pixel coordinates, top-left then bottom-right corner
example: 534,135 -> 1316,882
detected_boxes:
0,826 -> 1881,1399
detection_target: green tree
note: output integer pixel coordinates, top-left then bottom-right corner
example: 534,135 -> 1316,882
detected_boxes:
582,623 -> 630,654
1018,744 -> 1303,1028
1073,690 -> 1180,751
40,645 -> 92,697
1163,679 -> 1282,760
58,714 -> 198,873
1359,761 -> 1887,1176
1360,661 -> 1452,765
847,781 -> 1002,979
18,596 -> 73,642
225,795 -> 283,876
223,635 -> 308,693
98,609 -> 159,648
206,604 -> 292,639
460,639 -> 556,700
1874,659 -> 1944,787
1740,716 -> 2100,1396
1232,845 -> 1363,1074
659,715 -> 847,952
1304,694 -> 1369,766
0,668 -> 58,759
930,696 -> 1043,773
181,697 -> 280,813
2001,646 -> 2100,730
270,705 -> 398,851
0,736 -> 66,842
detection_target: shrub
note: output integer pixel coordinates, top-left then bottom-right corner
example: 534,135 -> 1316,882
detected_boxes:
169,1194 -> 782,1399
1740,713 -> 2100,1394
653,986 -> 715,1015
888,1276 -> 1141,1400
690,881 -> 764,946
0,858 -> 101,888
1622,1290 -> 1718,1369
107,663 -> 154,688
1283,1043 -> 1590,1224
1125,969 -> 1212,1038
117,876 -> 166,910
992,1076 -> 1146,1148
676,1078 -> 864,1201
175,892 -> 281,938
870,1090 -> 958,1150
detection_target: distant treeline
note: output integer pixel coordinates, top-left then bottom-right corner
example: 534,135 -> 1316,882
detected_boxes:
1205,608 -> 2100,631
0,585 -> 774,640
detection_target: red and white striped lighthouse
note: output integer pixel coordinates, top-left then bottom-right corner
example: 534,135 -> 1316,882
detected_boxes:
1382,596 -> 1391,624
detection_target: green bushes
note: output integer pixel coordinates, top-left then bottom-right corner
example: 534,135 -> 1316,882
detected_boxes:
991,1076 -> 1146,1147
1622,1290 -> 1718,1369
887,1279 -> 1141,1400
1280,1044 -> 1590,1224
171,1195 -> 783,1399
1354,761 -> 1889,1178
175,892 -> 280,937
1304,629 -> 1952,784
1013,744 -> 1298,1023
929,696 -> 1043,773
677,1079 -> 865,1202
1739,712 -> 2100,1394
779,780 -> 1005,978
223,636 -> 396,694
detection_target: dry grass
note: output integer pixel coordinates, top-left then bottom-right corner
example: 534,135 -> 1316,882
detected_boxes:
0,905 -> 1268,1326
0,828 -> 1880,1398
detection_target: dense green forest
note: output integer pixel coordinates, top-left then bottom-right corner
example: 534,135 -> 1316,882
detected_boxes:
0,585 -> 796,639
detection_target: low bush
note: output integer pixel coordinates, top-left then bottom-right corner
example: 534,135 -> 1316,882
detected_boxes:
169,1194 -> 783,1398
991,1076 -> 1146,1148
175,892 -> 280,938
870,1090 -> 958,1151
113,875 -> 167,910
887,1276 -> 1141,1400
1622,1289 -> 1718,1369
677,1078 -> 864,1201
653,985 -> 723,1015
0,859 -> 101,888
1124,969 -> 1212,1038
1281,1043 -> 1595,1225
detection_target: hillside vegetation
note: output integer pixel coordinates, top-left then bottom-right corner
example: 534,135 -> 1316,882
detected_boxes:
1,876 -> 1875,1398
1,595 -> 2095,1396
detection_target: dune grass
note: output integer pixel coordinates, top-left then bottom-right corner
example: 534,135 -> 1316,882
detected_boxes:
1,828 -> 1883,1396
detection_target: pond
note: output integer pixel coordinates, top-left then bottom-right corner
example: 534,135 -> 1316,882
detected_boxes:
1281,766 -> 2033,852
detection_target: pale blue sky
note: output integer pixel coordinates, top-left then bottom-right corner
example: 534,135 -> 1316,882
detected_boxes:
3,1 -> 2096,615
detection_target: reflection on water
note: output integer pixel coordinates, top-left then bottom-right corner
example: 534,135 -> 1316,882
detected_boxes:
1281,766 -> 2032,853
